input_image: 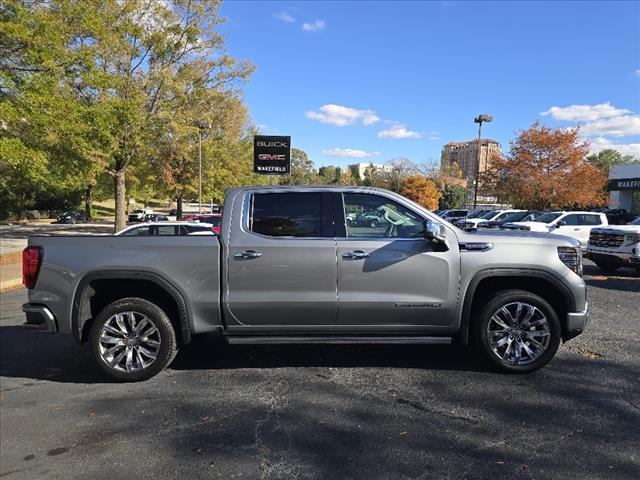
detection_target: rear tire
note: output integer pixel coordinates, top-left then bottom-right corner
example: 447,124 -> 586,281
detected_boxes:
90,297 -> 177,382
473,290 -> 561,373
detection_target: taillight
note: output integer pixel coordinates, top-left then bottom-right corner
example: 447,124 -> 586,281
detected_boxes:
22,246 -> 42,289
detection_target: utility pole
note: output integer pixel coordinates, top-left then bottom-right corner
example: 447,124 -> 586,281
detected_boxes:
198,128 -> 202,214
473,114 -> 493,209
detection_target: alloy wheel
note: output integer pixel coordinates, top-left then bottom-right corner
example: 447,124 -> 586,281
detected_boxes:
486,302 -> 551,366
98,311 -> 161,372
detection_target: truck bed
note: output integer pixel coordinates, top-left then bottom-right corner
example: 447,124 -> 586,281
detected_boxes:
27,235 -> 222,339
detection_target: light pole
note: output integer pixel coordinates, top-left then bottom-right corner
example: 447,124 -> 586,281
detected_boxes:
473,114 -> 493,209
196,121 -> 211,214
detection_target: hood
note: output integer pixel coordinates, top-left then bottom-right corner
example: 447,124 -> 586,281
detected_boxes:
591,225 -> 640,234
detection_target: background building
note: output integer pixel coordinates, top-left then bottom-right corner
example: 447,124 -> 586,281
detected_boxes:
349,162 -> 395,181
440,139 -> 501,181
608,163 -> 640,215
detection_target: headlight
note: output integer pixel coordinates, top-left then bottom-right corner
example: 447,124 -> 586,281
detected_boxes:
626,233 -> 640,244
558,246 -> 582,276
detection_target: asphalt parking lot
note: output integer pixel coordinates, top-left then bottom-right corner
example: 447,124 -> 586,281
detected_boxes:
1,262 -> 639,480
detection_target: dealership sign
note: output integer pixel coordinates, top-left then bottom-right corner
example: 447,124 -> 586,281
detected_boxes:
608,177 -> 640,191
254,135 -> 291,175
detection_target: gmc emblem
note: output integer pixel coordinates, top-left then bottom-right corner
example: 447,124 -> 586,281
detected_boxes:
258,154 -> 286,161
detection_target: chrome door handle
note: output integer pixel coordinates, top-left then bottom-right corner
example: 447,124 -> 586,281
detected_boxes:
233,250 -> 263,259
342,250 -> 370,259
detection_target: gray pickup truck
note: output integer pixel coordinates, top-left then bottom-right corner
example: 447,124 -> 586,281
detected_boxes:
22,186 -> 589,381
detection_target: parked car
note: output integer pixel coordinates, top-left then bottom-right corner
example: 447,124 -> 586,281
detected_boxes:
143,214 -> 168,222
182,213 -> 222,233
587,216 -> 640,274
503,211 -> 607,250
477,211 -> 544,229
56,210 -> 88,224
116,222 -> 215,236
128,208 -> 154,222
22,186 -> 588,381
592,208 -> 636,225
457,210 -> 525,230
348,210 -> 389,229
447,209 -> 492,225
441,209 -> 469,221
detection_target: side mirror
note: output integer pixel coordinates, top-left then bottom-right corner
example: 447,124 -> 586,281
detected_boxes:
554,221 -> 566,228
424,219 -> 447,244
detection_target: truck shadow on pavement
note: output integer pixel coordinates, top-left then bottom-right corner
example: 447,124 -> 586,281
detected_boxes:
0,325 -> 494,384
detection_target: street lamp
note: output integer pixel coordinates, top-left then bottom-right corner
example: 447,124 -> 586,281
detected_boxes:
473,114 -> 493,208
196,121 -> 212,214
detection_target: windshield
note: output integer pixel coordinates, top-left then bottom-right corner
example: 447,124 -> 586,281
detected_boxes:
479,211 -> 498,219
467,210 -> 488,218
131,209 -> 143,214
500,211 -> 529,222
629,217 -> 640,225
493,211 -> 516,221
533,212 -> 561,223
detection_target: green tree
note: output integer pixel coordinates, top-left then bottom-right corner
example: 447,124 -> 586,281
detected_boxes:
586,149 -> 637,172
279,148 -> 319,185
439,184 -> 467,209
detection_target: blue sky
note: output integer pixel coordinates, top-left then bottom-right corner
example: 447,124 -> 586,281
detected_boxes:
219,1 -> 640,168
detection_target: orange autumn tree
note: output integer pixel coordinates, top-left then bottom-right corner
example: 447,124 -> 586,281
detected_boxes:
400,175 -> 442,210
485,122 -> 607,209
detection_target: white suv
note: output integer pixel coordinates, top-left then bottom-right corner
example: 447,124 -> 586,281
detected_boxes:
587,217 -> 640,274
504,211 -> 608,250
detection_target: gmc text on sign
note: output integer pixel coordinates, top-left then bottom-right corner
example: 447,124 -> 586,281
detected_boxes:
254,135 -> 291,175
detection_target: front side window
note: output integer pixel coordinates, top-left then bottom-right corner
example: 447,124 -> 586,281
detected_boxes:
562,214 -> 580,226
250,193 -> 323,237
343,193 -> 424,238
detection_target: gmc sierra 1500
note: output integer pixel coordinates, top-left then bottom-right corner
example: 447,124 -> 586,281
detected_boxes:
22,186 -> 588,381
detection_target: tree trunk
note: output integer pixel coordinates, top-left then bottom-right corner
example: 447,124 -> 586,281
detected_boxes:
84,185 -> 92,220
114,169 -> 127,232
176,193 -> 183,220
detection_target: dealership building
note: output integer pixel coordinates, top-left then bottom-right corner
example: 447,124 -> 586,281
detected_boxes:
608,163 -> 640,215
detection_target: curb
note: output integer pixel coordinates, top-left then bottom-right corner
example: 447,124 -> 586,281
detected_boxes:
0,278 -> 23,292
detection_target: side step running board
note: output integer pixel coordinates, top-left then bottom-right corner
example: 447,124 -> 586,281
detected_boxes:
226,336 -> 452,345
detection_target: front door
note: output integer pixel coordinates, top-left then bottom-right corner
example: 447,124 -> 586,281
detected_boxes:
336,192 -> 459,327
225,191 -> 337,326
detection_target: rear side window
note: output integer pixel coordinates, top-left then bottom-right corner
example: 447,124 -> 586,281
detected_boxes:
250,193 -> 323,237
156,226 -> 179,235
580,214 -> 602,225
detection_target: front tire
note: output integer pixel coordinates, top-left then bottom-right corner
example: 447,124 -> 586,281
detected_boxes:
90,297 -> 177,381
474,290 -> 561,373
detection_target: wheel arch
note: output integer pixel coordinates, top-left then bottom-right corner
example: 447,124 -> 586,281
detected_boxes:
72,270 -> 192,346
458,269 -> 576,345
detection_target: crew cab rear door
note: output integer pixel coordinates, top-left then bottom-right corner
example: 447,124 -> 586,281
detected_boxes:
335,192 -> 460,328
224,190 -> 337,326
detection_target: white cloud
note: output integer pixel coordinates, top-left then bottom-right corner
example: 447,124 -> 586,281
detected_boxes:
589,137 -> 640,157
305,104 -> 380,127
581,115 -> 640,137
541,102 -> 630,122
302,19 -> 326,32
635,69 -> 640,78
273,12 -> 295,23
321,148 -> 381,158
426,131 -> 440,140
377,123 -> 422,139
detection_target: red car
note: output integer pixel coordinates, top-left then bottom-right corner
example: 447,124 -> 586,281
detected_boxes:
181,214 -> 222,233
